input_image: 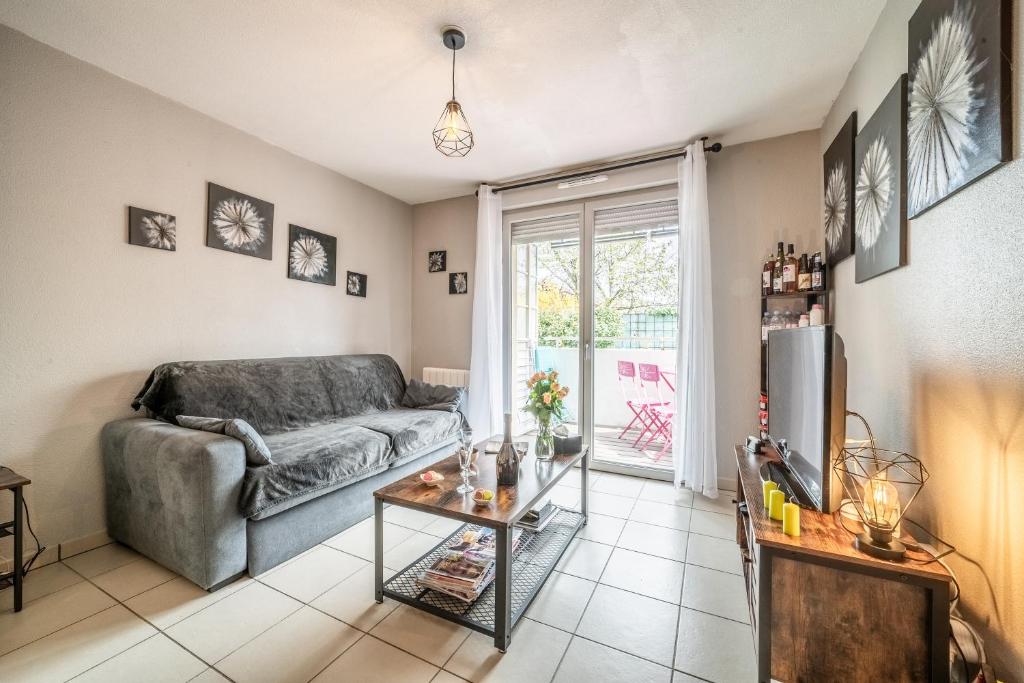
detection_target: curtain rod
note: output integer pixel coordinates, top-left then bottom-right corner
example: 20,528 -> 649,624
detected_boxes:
482,138 -> 723,194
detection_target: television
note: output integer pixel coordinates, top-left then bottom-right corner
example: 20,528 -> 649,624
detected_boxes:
767,325 -> 846,512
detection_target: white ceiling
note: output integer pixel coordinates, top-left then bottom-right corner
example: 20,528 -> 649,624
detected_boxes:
0,0 -> 885,204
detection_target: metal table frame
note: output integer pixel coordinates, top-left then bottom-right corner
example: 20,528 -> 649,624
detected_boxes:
374,452 -> 588,651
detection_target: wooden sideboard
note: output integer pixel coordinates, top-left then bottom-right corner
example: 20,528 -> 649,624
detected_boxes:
734,445 -> 952,683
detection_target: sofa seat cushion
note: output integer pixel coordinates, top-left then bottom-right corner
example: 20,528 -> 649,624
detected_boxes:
343,408 -> 463,461
240,423 -> 392,519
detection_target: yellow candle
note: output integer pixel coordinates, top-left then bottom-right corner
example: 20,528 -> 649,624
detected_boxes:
782,501 -> 800,536
762,480 -> 778,509
769,488 -> 785,521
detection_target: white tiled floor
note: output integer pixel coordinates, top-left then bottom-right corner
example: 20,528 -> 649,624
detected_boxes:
0,472 -> 754,682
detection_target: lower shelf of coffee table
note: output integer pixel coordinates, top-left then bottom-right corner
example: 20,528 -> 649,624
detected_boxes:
382,507 -> 584,637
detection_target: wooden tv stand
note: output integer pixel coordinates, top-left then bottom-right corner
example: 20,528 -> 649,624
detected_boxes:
734,445 -> 951,683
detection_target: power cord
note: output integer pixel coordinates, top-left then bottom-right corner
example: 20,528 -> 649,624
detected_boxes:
0,466 -> 45,579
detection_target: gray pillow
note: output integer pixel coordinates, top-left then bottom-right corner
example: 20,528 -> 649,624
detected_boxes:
176,415 -> 273,466
401,378 -> 466,413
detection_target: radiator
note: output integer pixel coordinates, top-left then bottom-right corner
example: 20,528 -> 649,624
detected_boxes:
422,367 -> 470,387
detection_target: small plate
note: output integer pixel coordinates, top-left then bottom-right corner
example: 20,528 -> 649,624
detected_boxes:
420,471 -> 445,487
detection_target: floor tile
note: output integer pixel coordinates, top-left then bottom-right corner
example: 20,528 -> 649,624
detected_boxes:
218,606 -> 361,683
691,493 -> 736,515
553,636 -> 672,683
311,564 -> 398,631
576,585 -> 678,666
0,605 -> 155,683
554,539 -> 613,581
384,506 -> 440,531
524,571 -> 595,632
671,672 -> 706,683
680,565 -> 748,624
124,575 -> 251,630
422,515 -> 469,539
548,484 -> 582,509
323,518 -> 415,561
591,472 -> 645,498
259,545 -> 367,602
688,510 -> 734,540
675,607 -> 756,682
91,557 -> 177,601
587,491 -> 637,519
445,618 -> 571,683
0,581 -> 115,656
599,547 -> 684,604
313,635 -> 438,683
640,481 -> 694,507
616,520 -> 688,562
0,561 -> 82,611
384,533 -> 444,571
74,633 -> 206,682
558,470 -> 590,489
629,500 -> 691,531
371,604 -> 470,666
574,512 -> 625,545
62,543 -> 141,579
685,534 -> 742,575
165,581 -> 302,664
431,672 -> 469,683
190,669 -> 231,683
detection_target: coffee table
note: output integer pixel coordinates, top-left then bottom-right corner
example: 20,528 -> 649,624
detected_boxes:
373,438 -> 589,651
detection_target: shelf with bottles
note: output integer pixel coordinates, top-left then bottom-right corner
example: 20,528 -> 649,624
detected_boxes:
761,290 -> 826,300
761,241 -> 826,297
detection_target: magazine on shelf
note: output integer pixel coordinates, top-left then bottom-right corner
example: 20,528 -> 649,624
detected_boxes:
415,527 -> 525,603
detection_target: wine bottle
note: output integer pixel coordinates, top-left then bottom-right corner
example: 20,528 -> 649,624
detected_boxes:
496,413 -> 519,487
772,242 -> 784,294
783,244 -> 798,293
811,252 -> 823,291
797,253 -> 810,291
761,254 -> 772,296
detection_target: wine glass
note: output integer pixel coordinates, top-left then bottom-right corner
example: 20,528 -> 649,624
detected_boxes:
456,429 -> 474,494
460,428 -> 477,474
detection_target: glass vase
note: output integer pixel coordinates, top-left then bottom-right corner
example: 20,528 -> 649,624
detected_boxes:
535,415 -> 555,461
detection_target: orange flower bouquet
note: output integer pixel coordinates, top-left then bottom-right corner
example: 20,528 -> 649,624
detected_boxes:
523,370 -> 569,459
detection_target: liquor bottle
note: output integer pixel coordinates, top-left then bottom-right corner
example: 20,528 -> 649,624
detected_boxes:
811,252 -> 823,291
761,254 -> 773,296
783,244 -> 798,293
797,253 -> 810,291
772,242 -> 784,294
496,413 -> 519,487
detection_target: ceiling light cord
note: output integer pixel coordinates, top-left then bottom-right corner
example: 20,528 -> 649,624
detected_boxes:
451,47 -> 456,101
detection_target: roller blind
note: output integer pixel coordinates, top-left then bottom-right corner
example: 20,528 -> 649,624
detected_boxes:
594,200 -> 678,239
510,213 -> 581,245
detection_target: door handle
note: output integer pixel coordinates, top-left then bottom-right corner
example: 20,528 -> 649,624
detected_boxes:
584,342 -> 591,360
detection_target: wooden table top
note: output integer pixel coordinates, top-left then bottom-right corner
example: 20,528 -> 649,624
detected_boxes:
375,438 -> 588,528
736,445 -> 950,583
0,467 -> 30,491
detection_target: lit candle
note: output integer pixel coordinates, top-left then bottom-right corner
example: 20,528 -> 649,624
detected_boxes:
769,488 -> 785,521
762,480 -> 778,510
782,501 -> 800,536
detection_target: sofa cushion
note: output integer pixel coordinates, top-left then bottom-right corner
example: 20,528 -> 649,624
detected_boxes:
343,408 -> 463,461
401,378 -> 466,413
131,354 -> 405,435
239,423 -> 392,518
176,415 -> 273,466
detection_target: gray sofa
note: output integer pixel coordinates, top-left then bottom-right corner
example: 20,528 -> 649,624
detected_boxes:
101,354 -> 463,590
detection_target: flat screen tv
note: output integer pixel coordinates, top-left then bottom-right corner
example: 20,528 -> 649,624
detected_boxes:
767,325 -> 846,512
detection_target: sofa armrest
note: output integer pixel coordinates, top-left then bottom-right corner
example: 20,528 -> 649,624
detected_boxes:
102,417 -> 247,589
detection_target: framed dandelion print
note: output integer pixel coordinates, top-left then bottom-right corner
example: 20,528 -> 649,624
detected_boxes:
287,225 -> 336,285
907,0 -> 1011,218
449,272 -> 468,294
128,206 -> 176,251
428,250 -> 447,272
823,112 -> 856,265
346,271 -> 367,297
855,75 -> 907,283
206,183 -> 274,260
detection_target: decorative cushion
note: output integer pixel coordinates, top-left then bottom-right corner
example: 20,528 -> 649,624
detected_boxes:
176,415 -> 273,466
401,378 -> 466,413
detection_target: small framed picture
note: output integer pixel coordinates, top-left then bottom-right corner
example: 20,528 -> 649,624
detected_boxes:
449,272 -> 468,294
128,207 -> 176,251
346,271 -> 367,297
428,250 -> 447,272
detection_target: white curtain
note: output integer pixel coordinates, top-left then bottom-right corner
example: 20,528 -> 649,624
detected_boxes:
466,185 -> 504,439
673,143 -> 719,497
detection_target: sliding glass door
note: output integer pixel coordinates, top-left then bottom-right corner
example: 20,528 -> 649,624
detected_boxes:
504,188 -> 678,479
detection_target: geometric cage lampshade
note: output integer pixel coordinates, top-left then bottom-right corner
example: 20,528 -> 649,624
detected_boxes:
833,442 -> 929,561
433,99 -> 474,157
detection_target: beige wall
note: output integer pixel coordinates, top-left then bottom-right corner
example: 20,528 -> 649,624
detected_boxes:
410,196 -> 477,380
822,1 -> 1024,675
0,25 -> 413,561
707,131 -> 823,486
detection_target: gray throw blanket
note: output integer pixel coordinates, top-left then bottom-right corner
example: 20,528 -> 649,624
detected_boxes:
401,378 -> 467,414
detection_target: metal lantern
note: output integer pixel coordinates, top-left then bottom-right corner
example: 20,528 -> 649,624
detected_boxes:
433,27 -> 474,157
833,439 -> 928,560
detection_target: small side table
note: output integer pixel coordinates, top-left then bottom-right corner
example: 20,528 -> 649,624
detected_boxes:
1,467 -> 31,612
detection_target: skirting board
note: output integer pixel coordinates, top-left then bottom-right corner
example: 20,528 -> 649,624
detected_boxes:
0,528 -> 111,575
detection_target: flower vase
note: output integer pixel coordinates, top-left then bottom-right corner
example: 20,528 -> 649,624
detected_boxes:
535,416 -> 555,461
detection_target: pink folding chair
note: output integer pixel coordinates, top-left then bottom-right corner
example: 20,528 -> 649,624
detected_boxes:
635,363 -> 674,458
616,361 -> 656,441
